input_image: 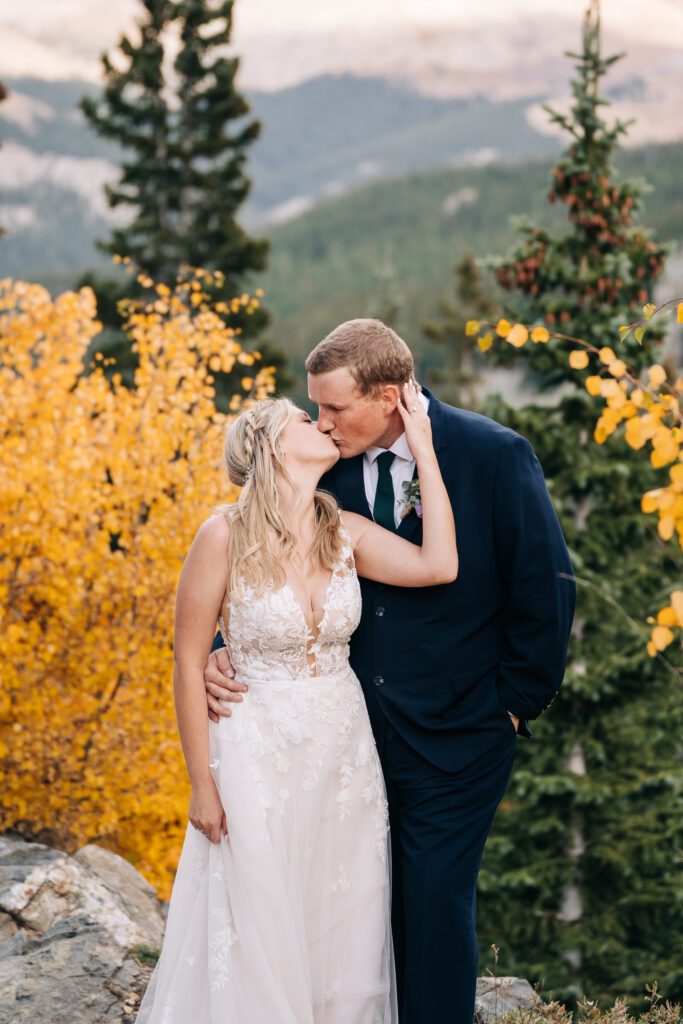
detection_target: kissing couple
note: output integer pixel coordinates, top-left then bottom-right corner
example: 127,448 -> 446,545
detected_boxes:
136,318 -> 575,1024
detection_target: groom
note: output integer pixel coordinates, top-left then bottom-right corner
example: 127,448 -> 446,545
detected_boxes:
204,318 -> 575,1023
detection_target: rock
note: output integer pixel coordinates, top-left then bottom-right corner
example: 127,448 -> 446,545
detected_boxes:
475,975 -> 539,1021
0,836 -> 164,950
0,835 -> 162,1024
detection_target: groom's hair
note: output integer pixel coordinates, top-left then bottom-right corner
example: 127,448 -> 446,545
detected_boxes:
305,318 -> 415,396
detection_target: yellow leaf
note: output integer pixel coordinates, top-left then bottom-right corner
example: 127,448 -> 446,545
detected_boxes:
531,326 -> 550,343
648,364 -> 667,389
677,303 -> 683,323
465,320 -> 480,336
671,590 -> 683,625
657,606 -> 677,627
506,324 -> 529,347
477,332 -> 493,352
599,347 -> 617,364
495,318 -> 512,338
642,303 -> 656,321
569,350 -> 589,370
641,490 -> 661,513
646,640 -> 657,658
585,375 -> 602,397
658,515 -> 675,540
608,359 -> 627,378
651,625 -> 674,651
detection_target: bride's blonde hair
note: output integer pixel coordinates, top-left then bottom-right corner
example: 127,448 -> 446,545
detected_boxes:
218,397 -> 343,594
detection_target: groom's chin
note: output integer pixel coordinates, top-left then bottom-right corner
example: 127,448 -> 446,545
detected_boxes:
334,441 -> 361,459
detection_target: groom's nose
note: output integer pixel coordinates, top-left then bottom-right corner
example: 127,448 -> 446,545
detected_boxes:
317,410 -> 335,433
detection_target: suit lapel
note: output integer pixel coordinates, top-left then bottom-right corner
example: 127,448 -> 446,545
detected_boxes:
330,454 -> 372,517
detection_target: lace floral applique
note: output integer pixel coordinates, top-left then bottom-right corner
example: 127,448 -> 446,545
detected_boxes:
208,906 -> 237,991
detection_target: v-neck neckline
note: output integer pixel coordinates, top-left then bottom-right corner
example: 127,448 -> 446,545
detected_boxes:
282,563 -> 339,640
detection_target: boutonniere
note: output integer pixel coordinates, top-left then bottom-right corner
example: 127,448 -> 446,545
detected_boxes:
400,478 -> 422,519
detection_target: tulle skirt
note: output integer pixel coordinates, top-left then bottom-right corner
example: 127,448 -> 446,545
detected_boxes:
135,667 -> 396,1023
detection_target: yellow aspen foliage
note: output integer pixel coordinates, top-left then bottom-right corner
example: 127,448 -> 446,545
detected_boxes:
506,324 -> 529,348
569,350 -> 589,370
0,273 -> 274,897
648,364 -> 667,389
469,298 -> 683,657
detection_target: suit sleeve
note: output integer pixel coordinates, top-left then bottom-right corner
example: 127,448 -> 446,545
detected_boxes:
211,631 -> 226,653
493,434 -> 576,728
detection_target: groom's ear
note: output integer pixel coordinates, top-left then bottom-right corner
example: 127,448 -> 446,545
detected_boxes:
380,383 -> 401,413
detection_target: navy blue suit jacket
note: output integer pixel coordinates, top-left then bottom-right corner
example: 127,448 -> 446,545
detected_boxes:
315,388 -> 576,772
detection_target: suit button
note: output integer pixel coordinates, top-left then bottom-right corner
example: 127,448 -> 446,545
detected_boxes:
374,675 -> 384,687
376,606 -> 385,617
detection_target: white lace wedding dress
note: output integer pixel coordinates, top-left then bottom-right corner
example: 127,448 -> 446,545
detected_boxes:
136,523 -> 396,1023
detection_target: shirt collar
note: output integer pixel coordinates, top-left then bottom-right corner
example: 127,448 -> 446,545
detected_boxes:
365,389 -> 430,465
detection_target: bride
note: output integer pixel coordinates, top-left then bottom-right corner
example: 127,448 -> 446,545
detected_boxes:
135,380 -> 457,1024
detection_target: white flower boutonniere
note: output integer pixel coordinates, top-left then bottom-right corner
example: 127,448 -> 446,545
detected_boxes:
400,478 -> 422,520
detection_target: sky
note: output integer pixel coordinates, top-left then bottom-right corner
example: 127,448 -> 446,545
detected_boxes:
6,0 -> 683,45
2,0 -> 682,91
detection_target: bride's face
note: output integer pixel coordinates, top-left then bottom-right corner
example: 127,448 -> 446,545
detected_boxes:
279,407 -> 340,475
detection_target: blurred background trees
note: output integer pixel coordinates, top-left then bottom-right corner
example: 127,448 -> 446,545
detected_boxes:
476,2 -> 683,1008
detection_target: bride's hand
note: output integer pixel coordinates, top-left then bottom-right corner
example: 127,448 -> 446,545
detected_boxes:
189,777 -> 228,844
397,380 -> 434,462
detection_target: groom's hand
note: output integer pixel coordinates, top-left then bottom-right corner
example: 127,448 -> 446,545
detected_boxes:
204,648 -> 247,723
509,713 -> 520,733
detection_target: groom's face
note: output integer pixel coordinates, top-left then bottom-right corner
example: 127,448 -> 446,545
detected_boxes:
308,367 -> 399,458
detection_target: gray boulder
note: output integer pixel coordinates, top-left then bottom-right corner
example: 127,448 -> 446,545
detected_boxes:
0,835 -> 164,1024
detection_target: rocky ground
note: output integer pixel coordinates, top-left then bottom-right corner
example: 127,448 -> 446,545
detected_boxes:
0,833 -> 538,1023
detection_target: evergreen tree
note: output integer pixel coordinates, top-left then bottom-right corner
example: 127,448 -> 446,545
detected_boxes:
81,0 -> 267,296
477,1 -> 682,1009
79,0 -> 281,397
422,254 -> 496,406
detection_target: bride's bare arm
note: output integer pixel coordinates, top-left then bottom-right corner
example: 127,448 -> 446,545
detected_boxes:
343,381 -> 458,588
174,515 -> 230,841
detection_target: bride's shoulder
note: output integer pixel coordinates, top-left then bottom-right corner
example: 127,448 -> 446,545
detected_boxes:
192,511 -> 232,551
337,510 -> 371,549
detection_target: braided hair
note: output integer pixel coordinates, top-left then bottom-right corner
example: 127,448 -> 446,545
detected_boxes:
218,398 -> 342,595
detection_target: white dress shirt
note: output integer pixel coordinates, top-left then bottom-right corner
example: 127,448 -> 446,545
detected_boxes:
363,390 -> 430,529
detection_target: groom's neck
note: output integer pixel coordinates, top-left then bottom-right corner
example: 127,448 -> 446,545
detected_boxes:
373,411 -> 406,451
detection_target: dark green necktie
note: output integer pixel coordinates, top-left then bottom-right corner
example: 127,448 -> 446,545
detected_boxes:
374,451 -> 396,532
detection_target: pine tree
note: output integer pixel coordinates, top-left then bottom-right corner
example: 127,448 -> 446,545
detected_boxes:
422,254 -> 497,406
81,0 -> 176,278
79,0 -> 281,398
81,0 -> 267,296
477,2 -> 683,1009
